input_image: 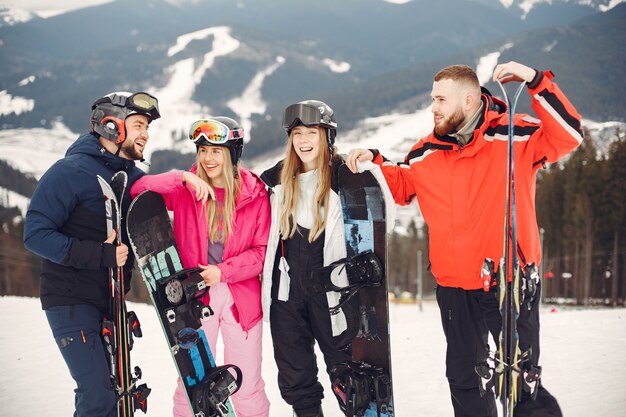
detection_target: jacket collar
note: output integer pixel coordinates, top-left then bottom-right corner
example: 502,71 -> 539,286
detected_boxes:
65,133 -> 137,172
260,155 -> 344,191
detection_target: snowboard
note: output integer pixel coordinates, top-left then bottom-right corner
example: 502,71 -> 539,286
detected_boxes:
126,190 -> 241,417
330,164 -> 394,417
97,172 -> 150,415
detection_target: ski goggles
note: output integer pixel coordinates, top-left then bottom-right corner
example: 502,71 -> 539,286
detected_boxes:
188,119 -> 244,145
93,91 -> 161,121
127,92 -> 160,118
282,102 -> 337,130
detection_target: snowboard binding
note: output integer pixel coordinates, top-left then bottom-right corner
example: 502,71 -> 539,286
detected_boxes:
303,251 -> 383,315
157,269 -> 209,307
331,360 -> 391,417
191,364 -> 243,417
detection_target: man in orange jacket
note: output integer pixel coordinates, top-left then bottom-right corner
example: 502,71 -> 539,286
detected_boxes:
347,61 -> 583,417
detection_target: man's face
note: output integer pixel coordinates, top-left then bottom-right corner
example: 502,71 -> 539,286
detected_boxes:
119,114 -> 149,160
431,79 -> 466,136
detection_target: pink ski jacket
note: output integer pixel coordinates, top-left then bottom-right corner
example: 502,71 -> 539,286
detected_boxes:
130,166 -> 270,331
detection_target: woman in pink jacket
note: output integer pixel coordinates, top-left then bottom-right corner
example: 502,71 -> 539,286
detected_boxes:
130,117 -> 271,417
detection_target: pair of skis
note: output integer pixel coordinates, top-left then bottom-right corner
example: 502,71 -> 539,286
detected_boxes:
495,80 -> 525,417
478,81 -> 539,416
98,172 -> 150,416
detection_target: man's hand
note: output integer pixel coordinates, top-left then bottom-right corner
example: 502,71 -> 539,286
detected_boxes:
346,148 -> 374,173
182,171 -> 215,202
198,264 -> 221,285
105,230 -> 128,267
492,61 -> 537,84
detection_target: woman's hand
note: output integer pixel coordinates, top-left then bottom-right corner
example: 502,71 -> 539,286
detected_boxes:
198,264 -> 222,285
182,171 -> 215,202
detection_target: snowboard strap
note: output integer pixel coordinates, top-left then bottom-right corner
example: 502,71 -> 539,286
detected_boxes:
331,361 -> 391,417
303,251 -> 384,315
191,364 -> 242,417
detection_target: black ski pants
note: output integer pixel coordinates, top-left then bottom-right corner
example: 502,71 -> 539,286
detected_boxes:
270,293 -> 351,414
436,285 -> 562,417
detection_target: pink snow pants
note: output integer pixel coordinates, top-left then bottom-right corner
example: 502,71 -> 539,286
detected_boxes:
172,283 -> 270,417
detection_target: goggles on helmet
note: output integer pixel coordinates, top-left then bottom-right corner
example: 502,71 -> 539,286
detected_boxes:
189,119 -> 244,145
92,91 -> 161,121
127,92 -> 160,117
282,102 -> 337,131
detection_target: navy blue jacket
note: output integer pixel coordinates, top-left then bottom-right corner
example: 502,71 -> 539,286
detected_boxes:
24,133 -> 145,313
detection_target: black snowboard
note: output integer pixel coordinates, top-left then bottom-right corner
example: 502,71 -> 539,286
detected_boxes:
331,164 -> 394,417
126,190 -> 240,417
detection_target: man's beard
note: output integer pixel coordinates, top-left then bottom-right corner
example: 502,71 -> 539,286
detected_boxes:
434,108 -> 465,136
120,138 -> 143,160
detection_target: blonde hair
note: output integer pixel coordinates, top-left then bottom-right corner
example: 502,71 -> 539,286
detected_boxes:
195,147 -> 241,243
279,128 -> 334,242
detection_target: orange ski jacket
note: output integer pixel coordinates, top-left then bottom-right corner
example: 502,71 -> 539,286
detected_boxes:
373,71 -> 583,290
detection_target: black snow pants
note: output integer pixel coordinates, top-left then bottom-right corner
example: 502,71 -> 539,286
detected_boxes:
270,227 -> 351,414
436,284 -> 562,417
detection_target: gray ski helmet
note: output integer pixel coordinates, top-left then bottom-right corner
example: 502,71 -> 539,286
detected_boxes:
282,99 -> 337,146
90,91 -> 160,144
190,116 -> 244,167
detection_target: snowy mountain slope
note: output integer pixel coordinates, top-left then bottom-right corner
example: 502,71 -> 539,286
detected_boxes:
3,0 -> 622,140
0,186 -> 29,216
0,121 -> 77,180
0,5 -> 38,28
1,47 -> 623,206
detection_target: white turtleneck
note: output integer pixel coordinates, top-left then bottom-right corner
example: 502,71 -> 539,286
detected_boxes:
295,169 -> 322,229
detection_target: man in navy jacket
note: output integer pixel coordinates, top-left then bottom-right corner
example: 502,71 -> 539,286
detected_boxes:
24,91 -> 160,417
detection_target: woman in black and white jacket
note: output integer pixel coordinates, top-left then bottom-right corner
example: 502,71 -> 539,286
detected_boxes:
260,100 -> 394,417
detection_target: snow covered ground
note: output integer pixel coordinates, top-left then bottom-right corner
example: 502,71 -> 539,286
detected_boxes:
1,296 -> 624,417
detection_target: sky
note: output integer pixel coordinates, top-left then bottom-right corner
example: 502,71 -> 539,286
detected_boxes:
4,0 -> 416,18
2,0 -> 113,18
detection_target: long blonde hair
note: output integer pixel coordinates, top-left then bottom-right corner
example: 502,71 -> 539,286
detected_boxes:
195,147 -> 241,243
279,128 -> 335,242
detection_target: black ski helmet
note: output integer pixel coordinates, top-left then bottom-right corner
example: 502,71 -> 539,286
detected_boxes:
90,91 -> 160,144
189,116 -> 244,167
282,99 -> 337,148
